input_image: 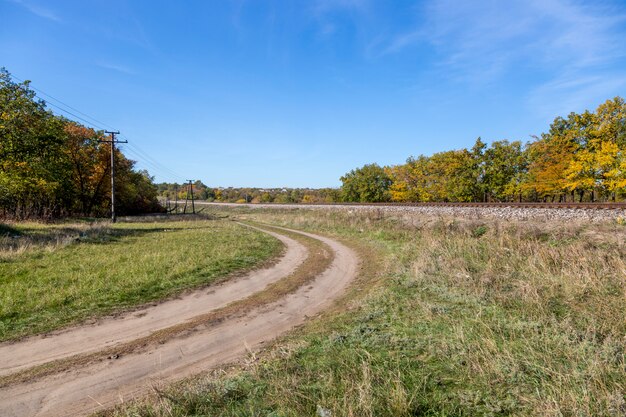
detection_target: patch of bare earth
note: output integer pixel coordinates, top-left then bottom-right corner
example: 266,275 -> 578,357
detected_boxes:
0,224 -> 360,417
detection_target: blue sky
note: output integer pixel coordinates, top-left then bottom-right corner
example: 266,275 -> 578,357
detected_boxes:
2,0 -> 626,187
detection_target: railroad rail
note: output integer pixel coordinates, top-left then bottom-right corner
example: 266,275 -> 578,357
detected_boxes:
197,201 -> 626,210
300,202 -> 626,210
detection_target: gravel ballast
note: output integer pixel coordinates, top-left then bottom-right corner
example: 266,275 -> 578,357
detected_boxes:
200,202 -> 626,223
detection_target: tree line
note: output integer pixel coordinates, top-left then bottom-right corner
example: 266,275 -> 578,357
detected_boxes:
0,68 -> 162,219
342,97 -> 626,203
157,182 -> 341,204
161,97 -> 626,206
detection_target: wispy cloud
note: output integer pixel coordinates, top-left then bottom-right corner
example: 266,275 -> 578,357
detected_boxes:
7,0 -> 60,22
309,0 -> 372,39
388,0 -> 625,79
96,61 -> 136,75
527,74 -> 626,118
99,15 -> 156,54
74,11 -> 157,55
311,0 -> 370,16
377,0 -> 626,117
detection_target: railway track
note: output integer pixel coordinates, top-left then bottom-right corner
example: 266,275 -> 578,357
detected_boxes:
303,202 -> 626,210
195,201 -> 626,210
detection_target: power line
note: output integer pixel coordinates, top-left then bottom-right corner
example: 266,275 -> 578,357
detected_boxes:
100,131 -> 127,223
123,141 -> 187,182
187,180 -> 196,214
8,72 -> 189,183
43,100 -> 108,130
122,145 -> 187,183
9,74 -> 118,131
119,145 -> 186,182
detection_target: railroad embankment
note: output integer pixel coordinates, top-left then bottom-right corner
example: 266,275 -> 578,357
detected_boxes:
198,201 -> 626,222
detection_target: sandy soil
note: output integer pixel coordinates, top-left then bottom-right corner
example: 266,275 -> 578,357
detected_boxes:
0,227 -> 306,378
0,225 -> 359,417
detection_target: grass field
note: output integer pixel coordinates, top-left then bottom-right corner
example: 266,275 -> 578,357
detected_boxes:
111,208 -> 626,417
0,217 -> 282,342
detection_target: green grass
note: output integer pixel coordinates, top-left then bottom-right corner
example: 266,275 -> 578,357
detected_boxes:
109,208 -> 626,417
0,218 -> 282,342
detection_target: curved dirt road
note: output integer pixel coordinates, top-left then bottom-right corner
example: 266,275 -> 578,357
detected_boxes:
0,225 -> 359,417
0,227 -> 307,377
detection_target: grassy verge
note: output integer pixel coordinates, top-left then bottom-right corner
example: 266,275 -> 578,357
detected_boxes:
0,217 -> 282,342
0,223 -> 332,387
109,207 -> 626,417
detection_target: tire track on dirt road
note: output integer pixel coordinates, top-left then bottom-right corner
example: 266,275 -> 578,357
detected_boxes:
0,225 -> 360,417
0,226 -> 306,378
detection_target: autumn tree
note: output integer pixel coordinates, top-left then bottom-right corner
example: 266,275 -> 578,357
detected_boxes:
417,150 -> 475,202
386,161 -> 420,202
523,115 -> 578,201
0,69 -> 69,218
63,122 -> 111,215
560,99 -> 626,201
0,68 -> 163,219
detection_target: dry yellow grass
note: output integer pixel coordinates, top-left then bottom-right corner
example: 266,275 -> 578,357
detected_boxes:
107,208 -> 626,416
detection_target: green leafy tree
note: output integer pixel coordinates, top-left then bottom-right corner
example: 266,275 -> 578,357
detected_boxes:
340,163 -> 391,202
0,68 -> 163,218
482,140 -> 525,201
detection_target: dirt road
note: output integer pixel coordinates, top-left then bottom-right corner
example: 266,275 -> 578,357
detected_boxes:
0,227 -> 307,377
0,225 -> 359,417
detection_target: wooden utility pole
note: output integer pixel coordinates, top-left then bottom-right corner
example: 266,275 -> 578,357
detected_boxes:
174,184 -> 179,214
187,180 -> 196,214
101,131 -> 127,223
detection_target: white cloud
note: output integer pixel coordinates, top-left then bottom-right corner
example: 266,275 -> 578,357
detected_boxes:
7,0 -> 60,22
96,62 -> 136,75
309,0 -> 372,39
527,74 -> 626,120
311,0 -> 370,16
383,1 -> 624,71
376,0 -> 626,118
